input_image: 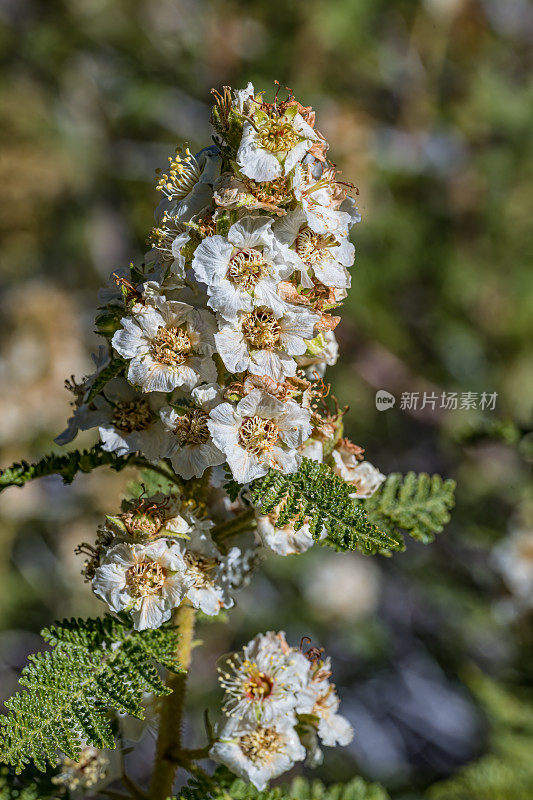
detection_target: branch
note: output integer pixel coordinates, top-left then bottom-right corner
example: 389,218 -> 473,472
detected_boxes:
0,446 -> 181,494
149,603 -> 197,800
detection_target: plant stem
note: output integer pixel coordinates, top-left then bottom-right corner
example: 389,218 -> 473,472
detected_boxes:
211,507 -> 256,550
148,602 -> 196,800
133,459 -> 183,490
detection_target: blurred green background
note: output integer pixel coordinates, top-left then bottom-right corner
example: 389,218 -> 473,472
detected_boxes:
1,0 -> 533,797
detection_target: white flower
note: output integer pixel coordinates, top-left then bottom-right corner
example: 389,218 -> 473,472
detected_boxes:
218,630 -> 310,724
292,160 -> 360,238
92,539 -> 189,630
236,100 -> 319,182
492,526 -> 533,607
331,444 -> 385,499
91,378 -> 167,461
296,657 -> 354,751
215,304 -> 319,382
103,492 -> 190,544
112,299 -> 217,393
147,221 -> 191,284
191,215 -> 293,321
210,714 -> 305,791
274,206 -> 354,289
296,330 -> 339,379
156,144 -> 221,221
208,389 -> 312,483
255,506 -> 316,556
160,384 -> 225,480
178,524 -> 242,616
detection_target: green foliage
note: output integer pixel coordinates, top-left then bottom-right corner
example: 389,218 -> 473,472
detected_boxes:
427,673 -> 533,800
428,754 -> 533,800
0,614 -> 183,773
0,445 -> 138,493
86,358 -> 126,402
233,460 -> 454,555
238,458 -> 403,555
364,472 -> 456,545
175,768 -> 390,800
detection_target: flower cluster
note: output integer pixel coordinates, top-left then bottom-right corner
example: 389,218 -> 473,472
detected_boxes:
58,82 -> 385,561
79,492 -> 254,629
210,631 -> 353,789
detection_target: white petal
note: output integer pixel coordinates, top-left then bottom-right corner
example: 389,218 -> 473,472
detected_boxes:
112,320 -> 146,359
132,597 -> 170,630
227,446 -> 268,483
192,235 -> 233,285
207,280 -> 252,321
170,442 -> 224,480
228,215 -> 274,249
318,713 -> 354,747
215,328 -> 249,374
237,123 -> 282,182
249,349 -> 295,381
270,446 -> 300,474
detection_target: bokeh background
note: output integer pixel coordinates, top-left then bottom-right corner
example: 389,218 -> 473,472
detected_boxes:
1,0 -> 532,797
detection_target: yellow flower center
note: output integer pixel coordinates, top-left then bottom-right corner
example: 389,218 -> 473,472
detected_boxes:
173,409 -> 211,445
151,325 -> 191,367
112,399 -> 152,433
296,228 -> 337,266
126,560 -> 166,597
156,146 -> 201,200
122,511 -> 162,539
239,726 -> 284,763
243,666 -> 275,700
227,248 -> 270,291
238,416 -> 279,455
256,117 -> 301,154
241,309 -> 281,349
183,551 -> 219,588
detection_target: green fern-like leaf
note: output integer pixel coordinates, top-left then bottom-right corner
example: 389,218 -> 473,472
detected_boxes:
246,458 -> 404,555
363,472 -> 456,544
0,614 -> 182,773
86,358 -> 126,402
0,445 -> 138,493
174,767 -> 390,800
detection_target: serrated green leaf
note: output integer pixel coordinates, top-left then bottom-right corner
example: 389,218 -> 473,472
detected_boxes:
0,615 -> 182,773
243,458 -> 404,555
363,471 -> 456,545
